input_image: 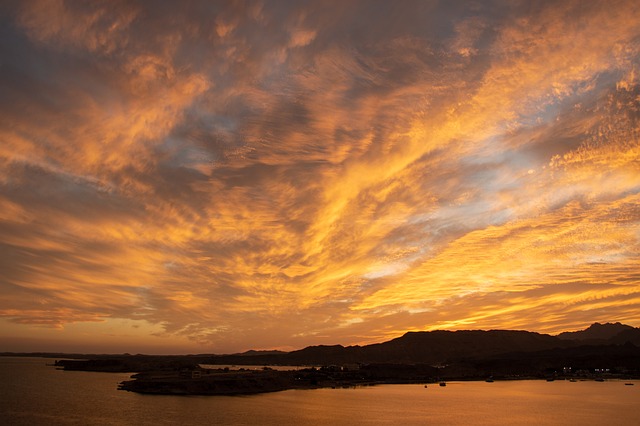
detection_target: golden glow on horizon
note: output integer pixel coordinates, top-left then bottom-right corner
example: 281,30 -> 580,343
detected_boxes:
1,0 -> 639,353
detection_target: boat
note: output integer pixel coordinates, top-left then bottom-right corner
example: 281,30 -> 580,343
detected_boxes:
624,383 -> 634,386
439,382 -> 446,387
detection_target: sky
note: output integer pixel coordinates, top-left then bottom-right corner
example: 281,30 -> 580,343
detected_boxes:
1,0 -> 639,355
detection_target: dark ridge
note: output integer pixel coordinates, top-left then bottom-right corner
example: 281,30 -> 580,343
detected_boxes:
5,322 -> 639,366
557,322 -> 635,341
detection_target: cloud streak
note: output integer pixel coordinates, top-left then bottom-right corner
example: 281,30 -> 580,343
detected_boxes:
1,0 -> 639,353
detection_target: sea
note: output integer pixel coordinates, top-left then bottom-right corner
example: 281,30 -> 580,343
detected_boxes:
1,357 -> 638,425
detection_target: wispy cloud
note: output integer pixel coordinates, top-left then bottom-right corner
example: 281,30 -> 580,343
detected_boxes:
0,0 -> 639,353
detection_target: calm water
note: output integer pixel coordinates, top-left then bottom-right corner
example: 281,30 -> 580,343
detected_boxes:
1,357 -> 638,425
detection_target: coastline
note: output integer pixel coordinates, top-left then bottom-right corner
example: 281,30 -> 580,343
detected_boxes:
49,354 -> 640,396
113,365 -> 637,396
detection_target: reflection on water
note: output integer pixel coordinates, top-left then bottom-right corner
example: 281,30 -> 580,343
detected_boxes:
1,357 -> 638,425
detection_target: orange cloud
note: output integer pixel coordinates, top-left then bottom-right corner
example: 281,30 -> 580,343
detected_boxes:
0,0 -> 639,353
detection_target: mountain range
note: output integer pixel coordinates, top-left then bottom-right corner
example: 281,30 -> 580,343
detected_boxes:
44,322 -> 640,395
211,322 -> 640,366
42,322 -> 640,381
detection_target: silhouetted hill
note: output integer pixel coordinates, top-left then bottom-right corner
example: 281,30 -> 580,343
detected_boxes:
209,329 -> 573,366
360,330 -> 569,364
207,324 -> 640,367
557,322 -> 635,341
608,328 -> 640,346
286,344 -> 356,364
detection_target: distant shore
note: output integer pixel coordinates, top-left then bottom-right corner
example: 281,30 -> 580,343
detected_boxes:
117,368 -> 639,396
49,358 -> 639,396
8,322 -> 640,395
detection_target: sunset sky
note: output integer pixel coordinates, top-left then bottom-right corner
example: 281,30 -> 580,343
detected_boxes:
1,0 -> 639,355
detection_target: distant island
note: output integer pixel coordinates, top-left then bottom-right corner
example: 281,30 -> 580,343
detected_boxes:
6,322 -> 640,396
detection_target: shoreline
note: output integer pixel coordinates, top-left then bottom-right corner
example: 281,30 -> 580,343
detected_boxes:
115,366 -> 637,396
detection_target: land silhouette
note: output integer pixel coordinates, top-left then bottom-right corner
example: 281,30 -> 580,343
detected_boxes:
7,322 -> 639,395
